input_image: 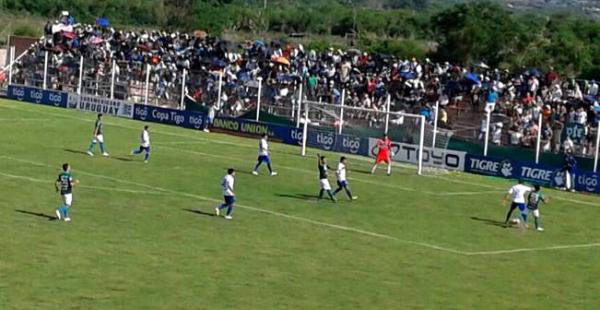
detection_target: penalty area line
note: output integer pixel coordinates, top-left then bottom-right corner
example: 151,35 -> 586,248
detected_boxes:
0,171 -> 162,195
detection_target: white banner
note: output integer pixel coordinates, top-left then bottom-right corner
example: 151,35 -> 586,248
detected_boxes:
368,138 -> 466,171
67,93 -> 134,119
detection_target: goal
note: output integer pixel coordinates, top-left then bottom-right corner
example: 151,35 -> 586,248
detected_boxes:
298,100 -> 428,175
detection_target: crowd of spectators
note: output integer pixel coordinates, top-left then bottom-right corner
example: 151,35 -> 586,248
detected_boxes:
9,12 -> 600,157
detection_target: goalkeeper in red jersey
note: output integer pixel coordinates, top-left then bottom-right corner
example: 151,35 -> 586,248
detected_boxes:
370,134 -> 394,176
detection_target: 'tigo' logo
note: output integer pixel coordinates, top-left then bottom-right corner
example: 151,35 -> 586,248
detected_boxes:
30,89 -> 43,103
136,106 -> 149,120
316,132 -> 335,150
578,174 -> 598,192
12,87 -> 25,100
291,129 -> 303,145
188,115 -> 204,129
48,92 -> 63,106
342,137 -> 360,154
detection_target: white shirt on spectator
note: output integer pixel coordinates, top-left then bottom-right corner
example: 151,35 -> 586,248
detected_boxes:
576,110 -> 587,125
563,137 -> 574,152
510,130 -> 523,145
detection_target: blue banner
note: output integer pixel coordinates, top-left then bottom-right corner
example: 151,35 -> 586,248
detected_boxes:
305,129 -> 369,156
133,104 -> 206,130
7,85 -> 68,108
575,172 -> 600,194
465,154 -> 600,194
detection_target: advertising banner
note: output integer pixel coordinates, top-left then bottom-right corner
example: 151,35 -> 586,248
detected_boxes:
133,104 -> 205,130
465,154 -> 600,194
368,138 -> 466,171
7,85 -> 68,108
575,172 -> 600,194
68,94 -> 134,118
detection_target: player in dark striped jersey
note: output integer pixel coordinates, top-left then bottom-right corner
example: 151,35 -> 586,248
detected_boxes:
86,114 -> 109,157
54,163 -> 79,222
317,154 -> 336,202
526,185 -> 548,231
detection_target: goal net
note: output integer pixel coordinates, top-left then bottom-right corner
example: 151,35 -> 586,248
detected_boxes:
300,100 -> 429,175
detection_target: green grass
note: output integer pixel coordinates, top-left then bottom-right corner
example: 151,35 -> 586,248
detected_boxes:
0,99 -> 599,309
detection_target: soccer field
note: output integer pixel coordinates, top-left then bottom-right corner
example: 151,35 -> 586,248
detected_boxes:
1,99 -> 599,310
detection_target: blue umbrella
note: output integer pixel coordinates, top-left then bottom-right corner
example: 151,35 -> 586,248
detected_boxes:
399,71 -> 417,79
212,59 -> 227,68
254,40 -> 265,47
584,95 -> 599,103
236,70 -> 250,82
465,73 -> 481,85
96,18 -> 109,28
526,68 -> 541,77
277,74 -> 293,83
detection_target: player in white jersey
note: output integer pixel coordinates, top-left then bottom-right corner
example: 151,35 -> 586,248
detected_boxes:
502,180 -> 532,226
215,168 -> 236,219
131,125 -> 151,163
333,157 -> 358,200
252,134 -> 277,176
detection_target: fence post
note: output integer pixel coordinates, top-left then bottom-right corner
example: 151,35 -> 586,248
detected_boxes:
483,110 -> 491,156
338,88 -> 345,135
43,51 -> 48,89
301,101 -> 310,156
535,113 -> 542,164
256,77 -> 262,122
78,55 -> 83,95
595,120 -> 600,173
110,59 -> 116,99
384,94 -> 391,134
432,100 -> 439,149
144,63 -> 150,105
418,115 -> 425,175
296,82 -> 303,128
180,69 -> 187,110
8,46 -> 14,85
217,71 -> 223,109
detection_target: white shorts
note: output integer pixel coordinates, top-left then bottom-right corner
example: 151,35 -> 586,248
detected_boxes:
62,193 -> 73,206
319,179 -> 331,190
529,209 -> 540,218
93,134 -> 104,143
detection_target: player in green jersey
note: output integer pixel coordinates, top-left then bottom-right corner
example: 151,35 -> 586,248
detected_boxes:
87,114 -> 109,157
55,163 -> 79,222
526,185 -> 548,231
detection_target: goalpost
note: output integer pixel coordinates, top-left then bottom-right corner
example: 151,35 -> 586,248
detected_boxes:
299,100 -> 428,175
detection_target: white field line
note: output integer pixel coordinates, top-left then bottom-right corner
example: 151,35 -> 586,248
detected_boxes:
0,171 -> 161,195
0,118 -> 50,121
2,154 -> 600,256
0,155 -> 171,194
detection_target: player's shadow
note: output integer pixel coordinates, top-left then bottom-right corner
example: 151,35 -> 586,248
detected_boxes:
275,193 -> 317,201
470,217 -> 511,228
182,208 -> 216,217
112,156 -> 133,162
15,209 -> 57,221
64,148 -> 90,156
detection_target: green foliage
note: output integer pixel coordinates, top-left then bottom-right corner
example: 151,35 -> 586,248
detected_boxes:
7,0 -> 600,78
12,25 -> 40,37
